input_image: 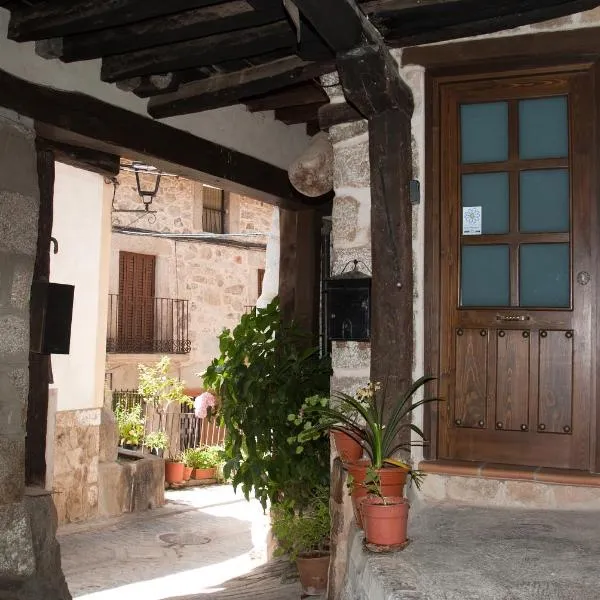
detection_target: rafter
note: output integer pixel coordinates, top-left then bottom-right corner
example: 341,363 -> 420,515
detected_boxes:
245,83 -> 328,112
59,2 -> 285,62
275,101 -> 325,125
372,0 -> 600,47
148,56 -> 333,118
101,20 -> 295,82
7,0 -> 224,42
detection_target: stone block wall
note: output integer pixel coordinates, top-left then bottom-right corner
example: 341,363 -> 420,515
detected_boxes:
0,108 -> 70,598
51,409 -> 101,524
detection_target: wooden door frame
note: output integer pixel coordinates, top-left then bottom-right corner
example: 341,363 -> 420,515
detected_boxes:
423,59 -> 600,471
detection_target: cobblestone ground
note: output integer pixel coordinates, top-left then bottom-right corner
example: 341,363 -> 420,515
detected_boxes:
57,485 -> 301,600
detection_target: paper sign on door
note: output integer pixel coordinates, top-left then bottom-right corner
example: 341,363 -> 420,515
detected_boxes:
462,206 -> 482,235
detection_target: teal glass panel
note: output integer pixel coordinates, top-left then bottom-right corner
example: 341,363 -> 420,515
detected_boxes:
461,245 -> 510,307
462,172 -> 509,234
519,96 -> 568,159
520,243 -> 570,307
461,102 -> 509,164
520,169 -> 570,233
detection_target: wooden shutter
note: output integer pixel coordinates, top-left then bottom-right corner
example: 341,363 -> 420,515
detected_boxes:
118,252 -> 156,351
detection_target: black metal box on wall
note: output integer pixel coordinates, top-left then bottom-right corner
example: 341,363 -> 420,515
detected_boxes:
30,281 -> 75,355
325,262 -> 371,342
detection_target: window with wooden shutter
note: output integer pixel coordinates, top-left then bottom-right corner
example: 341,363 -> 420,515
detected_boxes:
202,185 -> 226,233
118,251 -> 156,352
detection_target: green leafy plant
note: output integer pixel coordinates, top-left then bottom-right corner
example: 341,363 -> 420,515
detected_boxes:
138,356 -> 192,413
182,446 -> 224,469
271,486 -> 330,562
114,403 -> 145,448
144,430 -> 169,452
201,298 -> 331,510
290,377 -> 441,486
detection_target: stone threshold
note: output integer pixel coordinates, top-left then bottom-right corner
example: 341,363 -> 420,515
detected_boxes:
419,459 -> 600,487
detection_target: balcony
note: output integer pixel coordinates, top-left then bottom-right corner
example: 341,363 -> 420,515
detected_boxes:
106,294 -> 191,354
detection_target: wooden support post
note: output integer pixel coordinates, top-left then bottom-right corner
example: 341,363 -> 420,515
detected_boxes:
25,143 -> 55,486
278,208 -> 321,340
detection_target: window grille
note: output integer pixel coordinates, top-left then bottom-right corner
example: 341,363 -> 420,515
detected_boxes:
202,185 -> 226,233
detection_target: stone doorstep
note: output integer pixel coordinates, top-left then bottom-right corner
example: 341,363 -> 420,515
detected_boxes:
418,460 -> 600,510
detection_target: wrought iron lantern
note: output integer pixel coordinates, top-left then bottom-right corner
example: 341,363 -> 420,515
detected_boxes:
325,260 -> 371,342
133,162 -> 162,211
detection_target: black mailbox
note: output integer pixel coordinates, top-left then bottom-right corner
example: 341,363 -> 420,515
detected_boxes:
325,261 -> 371,342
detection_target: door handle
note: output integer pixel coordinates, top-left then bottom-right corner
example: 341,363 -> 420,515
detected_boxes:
495,315 -> 530,322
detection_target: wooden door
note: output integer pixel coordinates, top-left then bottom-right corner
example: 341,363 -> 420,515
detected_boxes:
118,251 -> 156,352
437,68 -> 595,470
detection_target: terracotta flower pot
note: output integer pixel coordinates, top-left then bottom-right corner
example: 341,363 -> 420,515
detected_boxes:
296,553 -> 330,596
361,496 -> 409,547
331,430 -> 362,462
183,466 -> 193,481
345,460 -> 408,529
165,460 -> 185,484
193,467 -> 216,480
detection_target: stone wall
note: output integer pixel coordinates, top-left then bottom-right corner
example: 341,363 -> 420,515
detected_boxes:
107,170 -> 273,391
0,108 -> 70,598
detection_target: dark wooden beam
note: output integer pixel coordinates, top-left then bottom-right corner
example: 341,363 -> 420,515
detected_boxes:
373,0 -> 600,47
40,139 -> 120,179
318,101 -> 363,129
60,2 -> 285,62
148,56 -> 334,118
26,141 -> 54,486
101,20 -> 295,82
0,67 -> 329,209
275,101 -> 326,125
246,82 -> 328,112
7,0 -> 224,42
368,107 -> 414,446
292,0 -> 366,52
402,25 -> 600,68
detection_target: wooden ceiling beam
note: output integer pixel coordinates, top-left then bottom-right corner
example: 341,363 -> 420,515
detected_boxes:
0,66 -> 328,209
372,0 -> 600,47
40,139 -> 120,179
101,20 -> 295,82
291,0 -> 367,52
245,83 -> 328,112
148,56 -> 334,118
274,101 -> 326,125
60,2 -> 285,62
7,0 -> 224,42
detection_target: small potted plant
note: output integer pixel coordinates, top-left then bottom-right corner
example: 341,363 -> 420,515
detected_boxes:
361,466 -> 409,548
144,430 -> 169,458
291,376 -> 439,527
271,486 -> 330,596
186,446 -> 223,480
115,403 -> 145,450
180,447 -> 196,481
164,451 -> 185,485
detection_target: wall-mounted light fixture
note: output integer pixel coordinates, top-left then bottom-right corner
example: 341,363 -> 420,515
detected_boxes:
116,160 -> 163,213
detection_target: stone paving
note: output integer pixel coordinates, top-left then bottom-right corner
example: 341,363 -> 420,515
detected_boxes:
57,485 -> 301,600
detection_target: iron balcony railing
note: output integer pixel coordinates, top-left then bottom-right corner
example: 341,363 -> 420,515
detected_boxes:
106,294 -> 191,354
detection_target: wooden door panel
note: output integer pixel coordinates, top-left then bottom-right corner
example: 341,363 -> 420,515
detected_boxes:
435,66 -> 594,471
454,328 -> 488,428
538,329 -> 573,434
495,329 -> 530,432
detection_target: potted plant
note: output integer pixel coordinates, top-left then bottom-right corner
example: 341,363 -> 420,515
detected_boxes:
361,467 -> 409,548
114,403 -> 145,450
164,451 -> 185,485
181,447 -> 196,481
144,430 -> 169,458
185,446 -> 224,480
291,376 -> 439,527
271,487 -> 330,596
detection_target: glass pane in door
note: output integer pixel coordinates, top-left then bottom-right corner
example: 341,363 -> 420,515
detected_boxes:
462,172 -> 509,234
520,169 -> 570,233
461,102 -> 509,164
461,245 -> 510,306
519,96 -> 569,159
520,243 -> 570,307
